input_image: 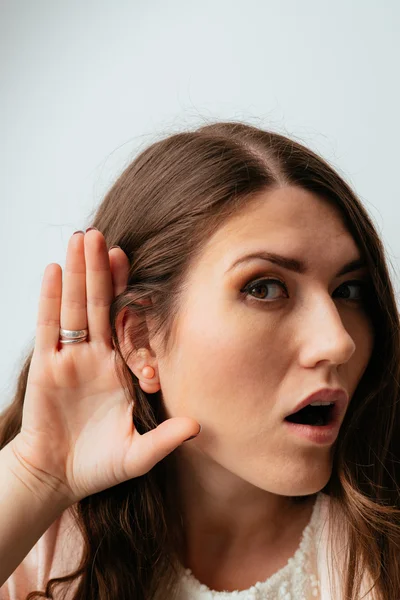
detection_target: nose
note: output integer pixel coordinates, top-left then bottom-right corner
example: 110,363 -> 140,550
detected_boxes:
298,292 -> 356,369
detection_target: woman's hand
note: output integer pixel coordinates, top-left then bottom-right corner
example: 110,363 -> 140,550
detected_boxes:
10,229 -> 200,505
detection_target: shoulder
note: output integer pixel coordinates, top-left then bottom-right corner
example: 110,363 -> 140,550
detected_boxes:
0,505 -> 83,600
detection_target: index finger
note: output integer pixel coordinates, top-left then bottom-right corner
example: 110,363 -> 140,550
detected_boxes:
109,246 -> 130,297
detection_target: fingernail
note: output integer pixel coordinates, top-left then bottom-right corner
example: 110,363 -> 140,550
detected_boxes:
183,424 -> 202,442
86,227 -> 98,232
110,245 -> 121,250
73,230 -> 85,235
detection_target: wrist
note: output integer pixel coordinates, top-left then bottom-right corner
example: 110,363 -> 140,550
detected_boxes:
3,436 -> 73,514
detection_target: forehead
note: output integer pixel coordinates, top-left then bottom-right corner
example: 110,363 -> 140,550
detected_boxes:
200,186 -> 360,271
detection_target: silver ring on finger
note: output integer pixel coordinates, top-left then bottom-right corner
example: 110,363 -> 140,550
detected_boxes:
59,328 -> 89,344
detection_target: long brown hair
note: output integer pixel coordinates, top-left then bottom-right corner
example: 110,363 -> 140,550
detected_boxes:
1,121 -> 400,599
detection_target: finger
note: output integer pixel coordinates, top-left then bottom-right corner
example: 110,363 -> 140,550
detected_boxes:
60,232 -> 88,334
109,246 -> 130,298
35,263 -> 63,353
124,418 -> 202,478
84,229 -> 114,343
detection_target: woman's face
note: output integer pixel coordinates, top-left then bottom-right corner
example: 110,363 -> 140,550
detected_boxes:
154,186 -> 374,496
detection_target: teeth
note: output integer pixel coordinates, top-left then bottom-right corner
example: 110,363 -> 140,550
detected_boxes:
309,401 -> 334,406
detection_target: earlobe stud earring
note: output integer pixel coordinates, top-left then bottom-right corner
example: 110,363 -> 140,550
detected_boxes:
142,365 -> 155,380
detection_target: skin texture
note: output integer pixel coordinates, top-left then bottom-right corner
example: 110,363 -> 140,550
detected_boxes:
126,185 -> 375,590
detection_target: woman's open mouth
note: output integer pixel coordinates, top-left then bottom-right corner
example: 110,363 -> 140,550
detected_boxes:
285,402 -> 335,426
283,402 -> 341,445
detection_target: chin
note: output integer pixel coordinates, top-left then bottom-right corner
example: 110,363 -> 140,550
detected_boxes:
273,467 -> 332,497
246,457 -> 333,498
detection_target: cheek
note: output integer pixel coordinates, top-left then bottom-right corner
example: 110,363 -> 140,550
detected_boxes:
162,300 -> 283,422
344,312 -> 375,387
181,310 -> 255,388
356,309 -> 375,357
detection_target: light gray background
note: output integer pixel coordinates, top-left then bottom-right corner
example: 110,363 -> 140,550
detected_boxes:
1,1 -> 399,409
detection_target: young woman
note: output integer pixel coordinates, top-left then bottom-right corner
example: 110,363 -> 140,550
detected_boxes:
0,122 -> 399,600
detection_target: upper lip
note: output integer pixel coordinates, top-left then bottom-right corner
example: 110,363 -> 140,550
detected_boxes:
284,387 -> 349,420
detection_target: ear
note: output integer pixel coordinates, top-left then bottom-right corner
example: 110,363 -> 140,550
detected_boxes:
114,304 -> 161,394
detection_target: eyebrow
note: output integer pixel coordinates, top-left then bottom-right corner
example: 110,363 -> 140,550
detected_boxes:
226,251 -> 367,278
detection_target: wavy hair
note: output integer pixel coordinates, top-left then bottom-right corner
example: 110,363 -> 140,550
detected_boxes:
1,121 -> 400,599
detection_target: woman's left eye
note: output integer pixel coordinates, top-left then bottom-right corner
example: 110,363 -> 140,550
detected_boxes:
242,278 -> 369,303
333,280 -> 369,302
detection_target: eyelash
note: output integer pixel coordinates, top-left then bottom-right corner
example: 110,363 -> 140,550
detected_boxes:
241,277 -> 371,304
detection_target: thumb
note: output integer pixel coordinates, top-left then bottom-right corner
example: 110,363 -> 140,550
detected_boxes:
125,418 -> 202,478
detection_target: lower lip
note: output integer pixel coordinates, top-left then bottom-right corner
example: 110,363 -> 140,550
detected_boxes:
283,418 -> 340,445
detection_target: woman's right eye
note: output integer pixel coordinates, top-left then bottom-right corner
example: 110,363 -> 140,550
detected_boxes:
241,278 -> 288,301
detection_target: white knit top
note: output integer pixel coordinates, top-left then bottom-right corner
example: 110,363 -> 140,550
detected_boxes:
175,493 -> 325,600
1,491 -> 377,600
